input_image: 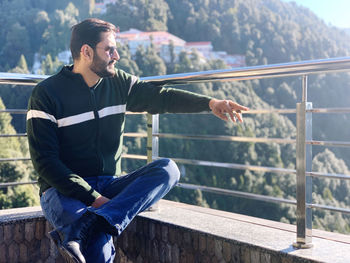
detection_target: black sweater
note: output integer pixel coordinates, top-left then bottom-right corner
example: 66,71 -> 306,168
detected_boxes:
27,66 -> 212,206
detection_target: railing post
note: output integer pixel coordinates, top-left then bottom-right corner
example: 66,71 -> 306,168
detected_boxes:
146,114 -> 159,163
146,113 -> 160,211
293,75 -> 313,248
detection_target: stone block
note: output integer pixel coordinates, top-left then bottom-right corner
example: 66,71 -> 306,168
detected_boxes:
270,254 -> 280,263
0,244 -> 7,263
161,225 -> 168,243
250,249 -> 260,263
168,226 -> 176,244
40,237 -> 50,260
28,239 -> 41,261
222,240 -> 232,262
165,243 -> 172,263
145,238 -> 152,259
231,244 -> 241,263
14,223 -> 24,243
261,252 -> 271,263
152,239 -> 160,262
142,219 -> 149,239
199,254 -> 211,263
149,222 -> 155,240
206,236 -> 215,257
185,251 -> 195,263
45,220 -> 53,234
155,223 -> 162,241
4,224 -> 13,246
136,218 -> 143,235
241,247 -> 251,263
214,239 -> 223,260
25,221 -> 35,242
122,231 -> 129,251
19,243 -> 28,263
281,257 -> 293,263
183,231 -> 191,247
199,234 -> 206,253
179,247 -> 186,263
128,220 -> 136,233
0,225 -> 3,243
192,231 -> 199,251
171,244 -> 179,263
159,241 -> 166,263
8,242 -> 19,263
35,220 -> 45,240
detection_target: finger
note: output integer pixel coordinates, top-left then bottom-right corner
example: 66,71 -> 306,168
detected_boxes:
214,110 -> 229,121
235,112 -> 243,122
227,110 -> 236,122
223,101 -> 236,122
228,101 -> 250,111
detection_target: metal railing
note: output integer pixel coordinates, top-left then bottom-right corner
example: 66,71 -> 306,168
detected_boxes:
1,56 -> 350,248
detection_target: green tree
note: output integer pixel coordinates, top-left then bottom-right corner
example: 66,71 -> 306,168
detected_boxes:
9,55 -> 29,74
0,98 -> 38,209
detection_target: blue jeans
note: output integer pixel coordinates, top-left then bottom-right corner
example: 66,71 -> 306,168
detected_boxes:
40,158 -> 180,263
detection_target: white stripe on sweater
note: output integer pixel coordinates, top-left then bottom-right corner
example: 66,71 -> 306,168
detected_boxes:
27,104 -> 126,128
98,104 -> 126,118
26,110 -> 57,124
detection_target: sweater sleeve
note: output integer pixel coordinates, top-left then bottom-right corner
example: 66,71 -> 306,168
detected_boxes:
123,72 -> 213,114
27,85 -> 100,206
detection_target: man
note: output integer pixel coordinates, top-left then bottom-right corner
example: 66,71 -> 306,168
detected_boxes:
27,18 -> 249,263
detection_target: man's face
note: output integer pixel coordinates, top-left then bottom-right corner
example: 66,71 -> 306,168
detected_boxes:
90,32 -> 120,78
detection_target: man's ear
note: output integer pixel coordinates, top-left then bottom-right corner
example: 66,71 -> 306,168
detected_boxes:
81,44 -> 93,60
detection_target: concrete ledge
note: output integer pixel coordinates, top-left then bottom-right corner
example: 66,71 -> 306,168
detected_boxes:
1,201 -> 350,262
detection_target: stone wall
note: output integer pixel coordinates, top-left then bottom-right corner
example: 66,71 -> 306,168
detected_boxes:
114,217 -> 307,263
1,202 -> 349,263
0,213 -> 63,263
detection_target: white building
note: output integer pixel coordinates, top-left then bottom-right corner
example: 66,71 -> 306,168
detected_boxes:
118,29 -> 245,67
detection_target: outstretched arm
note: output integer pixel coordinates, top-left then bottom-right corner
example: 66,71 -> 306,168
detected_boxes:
209,99 -> 249,122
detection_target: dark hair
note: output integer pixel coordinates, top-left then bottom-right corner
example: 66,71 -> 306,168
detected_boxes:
70,18 -> 117,60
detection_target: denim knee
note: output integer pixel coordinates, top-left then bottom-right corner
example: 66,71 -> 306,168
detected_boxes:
154,158 -> 180,186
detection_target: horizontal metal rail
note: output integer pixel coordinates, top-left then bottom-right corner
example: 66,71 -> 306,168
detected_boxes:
177,183 -> 296,205
142,57 -> 350,85
309,108 -> 350,114
124,132 -> 147,138
307,140 -> 350,147
0,181 -> 38,189
154,133 -> 295,144
0,109 -> 27,114
0,73 -> 48,86
2,57 -> 350,86
122,154 -> 350,182
122,154 -> 295,175
307,171 -> 350,180
2,107 -> 350,115
163,157 -> 296,174
307,203 -> 350,214
121,153 -> 148,160
0,133 -> 27,137
0,157 -> 31,162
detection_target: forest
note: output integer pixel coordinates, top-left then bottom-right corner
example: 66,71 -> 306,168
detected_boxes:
1,0 -> 350,234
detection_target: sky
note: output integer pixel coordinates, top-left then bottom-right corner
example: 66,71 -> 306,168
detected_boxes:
283,0 -> 350,28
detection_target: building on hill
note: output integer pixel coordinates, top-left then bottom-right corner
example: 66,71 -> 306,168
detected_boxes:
118,29 -> 186,63
118,29 -> 245,67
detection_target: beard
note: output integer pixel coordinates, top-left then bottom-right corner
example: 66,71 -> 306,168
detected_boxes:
90,53 -> 116,78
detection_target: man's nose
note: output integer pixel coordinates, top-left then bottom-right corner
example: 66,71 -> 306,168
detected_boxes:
112,49 -> 120,61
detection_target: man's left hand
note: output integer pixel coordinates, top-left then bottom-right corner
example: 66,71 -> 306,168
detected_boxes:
209,99 -> 249,123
